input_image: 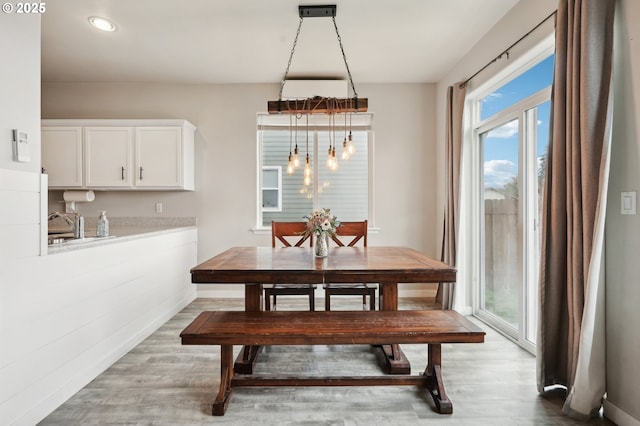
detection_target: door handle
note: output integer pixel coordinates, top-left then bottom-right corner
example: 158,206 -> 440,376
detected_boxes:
121,166 -> 125,180
139,167 -> 144,180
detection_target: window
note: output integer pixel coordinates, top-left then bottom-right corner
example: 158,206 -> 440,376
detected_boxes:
261,166 -> 282,212
257,113 -> 372,228
468,48 -> 554,353
480,56 -> 555,120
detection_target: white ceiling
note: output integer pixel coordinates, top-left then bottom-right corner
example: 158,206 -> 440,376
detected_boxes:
41,0 -> 519,85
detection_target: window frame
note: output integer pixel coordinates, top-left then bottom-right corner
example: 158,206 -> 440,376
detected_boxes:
463,38 -> 555,354
255,113 -> 375,231
261,165 -> 282,212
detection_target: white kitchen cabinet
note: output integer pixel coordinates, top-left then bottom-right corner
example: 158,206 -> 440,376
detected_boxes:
41,119 -> 196,191
135,126 -> 194,189
85,127 -> 133,188
41,127 -> 84,188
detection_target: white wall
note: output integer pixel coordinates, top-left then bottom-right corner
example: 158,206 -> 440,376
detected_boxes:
41,82 -> 439,297
0,12 -> 42,261
0,14 -> 41,173
604,1 -> 640,424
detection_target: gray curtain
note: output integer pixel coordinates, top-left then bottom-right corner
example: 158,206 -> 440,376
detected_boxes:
438,82 -> 466,310
537,0 -> 615,419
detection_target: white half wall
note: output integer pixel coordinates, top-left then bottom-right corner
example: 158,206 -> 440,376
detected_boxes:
0,229 -> 197,425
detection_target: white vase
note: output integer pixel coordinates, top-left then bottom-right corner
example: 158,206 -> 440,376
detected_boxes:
315,232 -> 329,258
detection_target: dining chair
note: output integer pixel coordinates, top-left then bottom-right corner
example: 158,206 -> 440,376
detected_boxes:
324,220 -> 377,311
264,221 -> 316,311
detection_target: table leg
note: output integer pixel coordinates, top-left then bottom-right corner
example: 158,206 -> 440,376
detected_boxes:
423,343 -> 453,414
375,282 -> 411,374
234,284 -> 263,374
244,283 -> 263,311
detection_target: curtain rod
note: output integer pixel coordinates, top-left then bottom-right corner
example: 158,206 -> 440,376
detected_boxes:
459,10 -> 557,89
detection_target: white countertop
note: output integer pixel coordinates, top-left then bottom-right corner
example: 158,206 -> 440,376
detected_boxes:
47,217 -> 197,255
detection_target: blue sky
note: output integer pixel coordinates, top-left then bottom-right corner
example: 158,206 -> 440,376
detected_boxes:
481,55 -> 554,189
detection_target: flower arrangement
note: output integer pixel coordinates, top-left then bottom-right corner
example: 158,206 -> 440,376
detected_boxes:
304,208 -> 340,237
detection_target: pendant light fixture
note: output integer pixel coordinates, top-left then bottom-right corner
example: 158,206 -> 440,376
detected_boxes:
270,5 -> 367,183
268,5 -> 367,115
341,111 -> 349,161
293,113 -> 300,169
346,105 -> 355,156
287,115 -> 295,174
303,115 -> 312,187
326,112 -> 338,171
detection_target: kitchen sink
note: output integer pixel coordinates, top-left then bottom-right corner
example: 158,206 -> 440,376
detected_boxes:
63,237 -> 98,244
48,236 -> 116,245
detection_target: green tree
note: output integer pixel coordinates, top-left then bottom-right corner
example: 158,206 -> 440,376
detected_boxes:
501,175 -> 519,198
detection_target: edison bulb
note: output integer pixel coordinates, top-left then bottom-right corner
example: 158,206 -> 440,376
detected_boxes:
286,153 -> 295,174
293,145 -> 300,168
342,139 -> 350,160
347,132 -> 355,155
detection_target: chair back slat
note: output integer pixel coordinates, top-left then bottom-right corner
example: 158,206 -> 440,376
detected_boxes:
331,220 -> 367,247
271,221 -> 312,248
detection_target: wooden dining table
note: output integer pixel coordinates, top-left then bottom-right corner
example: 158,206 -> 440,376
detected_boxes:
190,246 -> 456,374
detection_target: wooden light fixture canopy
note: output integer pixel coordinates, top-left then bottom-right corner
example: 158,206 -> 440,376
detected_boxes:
267,97 -> 367,115
267,5 -> 368,115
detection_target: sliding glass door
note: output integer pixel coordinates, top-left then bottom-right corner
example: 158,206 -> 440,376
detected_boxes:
480,118 -> 521,329
472,54 -> 553,351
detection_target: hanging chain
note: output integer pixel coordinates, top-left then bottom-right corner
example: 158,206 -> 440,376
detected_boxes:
279,15 -> 359,101
279,17 -> 304,101
332,16 -> 357,98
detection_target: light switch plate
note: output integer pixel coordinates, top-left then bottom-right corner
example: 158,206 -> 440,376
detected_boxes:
12,129 -> 30,163
621,191 -> 636,215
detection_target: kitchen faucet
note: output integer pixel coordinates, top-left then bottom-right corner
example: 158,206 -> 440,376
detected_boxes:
48,212 -> 85,239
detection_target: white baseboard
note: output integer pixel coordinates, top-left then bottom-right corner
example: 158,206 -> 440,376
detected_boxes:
604,400 -> 640,426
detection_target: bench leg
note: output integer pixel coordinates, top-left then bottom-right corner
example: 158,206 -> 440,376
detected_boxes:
213,344 -> 235,416
423,343 -> 453,414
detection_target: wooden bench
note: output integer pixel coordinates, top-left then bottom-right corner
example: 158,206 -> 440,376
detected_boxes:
180,310 -> 485,416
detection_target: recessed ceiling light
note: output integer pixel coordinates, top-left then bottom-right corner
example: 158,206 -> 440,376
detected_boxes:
88,16 -> 117,32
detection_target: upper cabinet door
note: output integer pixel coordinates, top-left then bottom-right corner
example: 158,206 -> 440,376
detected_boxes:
41,127 -> 84,188
135,127 -> 183,189
42,119 -> 196,191
85,127 -> 133,188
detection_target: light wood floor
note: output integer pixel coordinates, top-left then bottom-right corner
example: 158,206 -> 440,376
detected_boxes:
40,297 -> 614,425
